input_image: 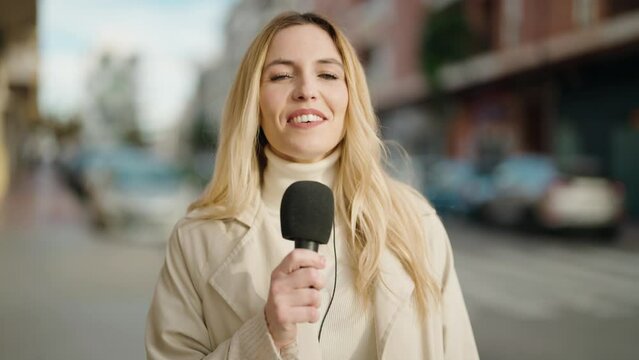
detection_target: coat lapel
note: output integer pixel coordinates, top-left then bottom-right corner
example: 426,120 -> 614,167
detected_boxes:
207,202 -> 272,322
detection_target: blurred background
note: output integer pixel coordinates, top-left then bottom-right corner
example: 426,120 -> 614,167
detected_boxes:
1,0 -> 638,359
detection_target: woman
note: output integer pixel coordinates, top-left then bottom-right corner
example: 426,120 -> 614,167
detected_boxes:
146,11 -> 478,360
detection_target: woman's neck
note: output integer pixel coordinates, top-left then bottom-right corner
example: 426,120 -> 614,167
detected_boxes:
261,145 -> 340,212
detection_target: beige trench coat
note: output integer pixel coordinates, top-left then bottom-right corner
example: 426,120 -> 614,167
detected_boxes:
145,199 -> 479,360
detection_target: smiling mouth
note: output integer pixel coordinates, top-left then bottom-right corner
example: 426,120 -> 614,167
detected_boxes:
287,114 -> 325,124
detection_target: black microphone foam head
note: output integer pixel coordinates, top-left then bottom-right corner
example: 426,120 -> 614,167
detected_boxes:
280,181 -> 334,245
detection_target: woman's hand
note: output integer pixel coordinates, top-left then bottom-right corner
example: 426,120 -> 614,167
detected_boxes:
265,249 -> 326,350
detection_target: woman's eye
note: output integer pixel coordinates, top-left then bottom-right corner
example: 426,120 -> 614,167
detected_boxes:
270,73 -> 292,81
319,73 -> 339,80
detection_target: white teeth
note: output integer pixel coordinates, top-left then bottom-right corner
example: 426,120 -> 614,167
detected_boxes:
291,114 -> 323,123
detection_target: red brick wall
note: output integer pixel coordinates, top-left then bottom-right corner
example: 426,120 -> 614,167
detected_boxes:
520,0 -> 574,44
391,0 -> 427,78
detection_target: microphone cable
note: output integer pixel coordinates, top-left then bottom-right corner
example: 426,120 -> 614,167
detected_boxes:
317,220 -> 337,342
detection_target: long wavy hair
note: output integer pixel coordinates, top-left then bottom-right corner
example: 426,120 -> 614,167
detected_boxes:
189,11 -> 440,316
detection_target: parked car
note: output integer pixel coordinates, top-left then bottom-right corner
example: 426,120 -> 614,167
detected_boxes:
420,159 -> 477,215
59,146 -> 200,242
475,155 -> 625,237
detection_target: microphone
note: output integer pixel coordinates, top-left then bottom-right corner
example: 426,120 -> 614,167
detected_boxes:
280,181 -> 334,252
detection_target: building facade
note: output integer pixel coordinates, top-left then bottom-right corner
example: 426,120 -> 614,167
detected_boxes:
0,0 -> 39,200
438,0 -> 639,216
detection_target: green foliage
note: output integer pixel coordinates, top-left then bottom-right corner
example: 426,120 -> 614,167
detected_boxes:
421,2 -> 479,91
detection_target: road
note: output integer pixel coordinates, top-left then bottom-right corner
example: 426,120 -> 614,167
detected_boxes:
0,165 -> 166,360
1,164 -> 638,359
446,216 -> 639,360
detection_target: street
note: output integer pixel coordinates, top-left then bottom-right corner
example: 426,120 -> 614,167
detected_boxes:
0,166 -> 166,360
1,165 -> 638,359
447,217 -> 639,360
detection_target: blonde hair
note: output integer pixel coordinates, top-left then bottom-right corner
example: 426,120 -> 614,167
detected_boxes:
190,12 -> 440,316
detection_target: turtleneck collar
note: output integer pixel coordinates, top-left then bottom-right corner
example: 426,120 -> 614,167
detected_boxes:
261,145 -> 340,212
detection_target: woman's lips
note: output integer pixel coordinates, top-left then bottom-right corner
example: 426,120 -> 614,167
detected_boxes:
286,108 -> 327,123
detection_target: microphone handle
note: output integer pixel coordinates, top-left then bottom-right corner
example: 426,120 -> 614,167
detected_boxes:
295,240 -> 319,252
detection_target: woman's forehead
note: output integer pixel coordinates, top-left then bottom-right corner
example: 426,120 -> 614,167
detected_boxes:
265,24 -> 341,63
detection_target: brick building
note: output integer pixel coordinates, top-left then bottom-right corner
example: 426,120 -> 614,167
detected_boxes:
438,0 -> 639,216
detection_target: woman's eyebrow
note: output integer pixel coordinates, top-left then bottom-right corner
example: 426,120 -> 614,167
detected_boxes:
263,57 -> 343,70
264,58 -> 294,70
317,58 -> 343,67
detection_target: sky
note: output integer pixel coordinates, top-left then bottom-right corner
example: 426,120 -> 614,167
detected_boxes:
38,0 -> 237,132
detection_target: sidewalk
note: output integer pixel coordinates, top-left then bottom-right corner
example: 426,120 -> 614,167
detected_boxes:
0,164 -> 89,231
0,163 -> 165,360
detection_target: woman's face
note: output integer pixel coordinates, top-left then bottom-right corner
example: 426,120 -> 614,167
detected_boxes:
260,24 -> 348,163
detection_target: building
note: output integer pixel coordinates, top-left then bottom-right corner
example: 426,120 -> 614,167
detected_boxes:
434,0 -> 639,216
0,0 -> 39,200
303,0 -> 639,217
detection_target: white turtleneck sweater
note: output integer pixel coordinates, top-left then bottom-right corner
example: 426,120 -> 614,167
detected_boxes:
261,146 -> 376,360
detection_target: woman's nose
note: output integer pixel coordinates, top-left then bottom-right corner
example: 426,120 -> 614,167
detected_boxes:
292,77 -> 317,101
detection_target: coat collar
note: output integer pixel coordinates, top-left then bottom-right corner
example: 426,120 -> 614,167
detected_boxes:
185,200 -> 259,228
207,203 -> 415,359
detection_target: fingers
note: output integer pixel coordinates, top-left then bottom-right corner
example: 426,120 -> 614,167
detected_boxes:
275,249 -> 326,275
272,288 -> 321,308
269,301 -> 321,325
272,267 -> 325,291
265,251 -> 326,349
266,249 -> 327,338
